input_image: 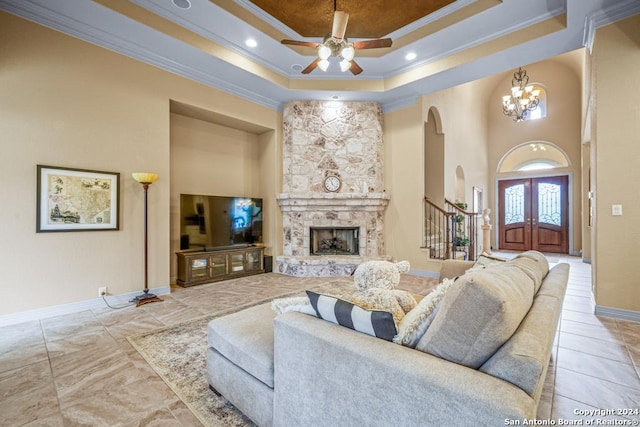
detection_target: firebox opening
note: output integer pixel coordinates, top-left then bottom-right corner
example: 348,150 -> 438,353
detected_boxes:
310,227 -> 359,256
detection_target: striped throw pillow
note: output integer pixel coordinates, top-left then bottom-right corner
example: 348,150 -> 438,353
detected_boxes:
306,290 -> 397,341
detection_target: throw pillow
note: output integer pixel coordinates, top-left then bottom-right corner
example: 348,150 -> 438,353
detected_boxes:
416,263 -> 535,369
468,252 -> 508,272
306,290 -> 397,341
271,296 -> 317,316
393,277 -> 455,348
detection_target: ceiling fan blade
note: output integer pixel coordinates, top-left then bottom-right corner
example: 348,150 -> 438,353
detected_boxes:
281,39 -> 320,48
332,11 -> 349,40
352,38 -> 393,50
349,59 -> 363,75
302,58 -> 321,74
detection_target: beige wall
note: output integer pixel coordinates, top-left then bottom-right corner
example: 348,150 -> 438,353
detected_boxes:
591,15 -> 640,312
3,9 -> 638,319
425,82 -> 491,206
384,79 -> 490,272
0,12 -> 279,316
487,59 -> 583,254
384,102 -> 426,268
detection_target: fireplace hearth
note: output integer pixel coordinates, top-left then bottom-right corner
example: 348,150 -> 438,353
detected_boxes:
310,227 -> 359,256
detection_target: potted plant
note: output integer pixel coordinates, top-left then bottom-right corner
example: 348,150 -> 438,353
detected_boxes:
453,233 -> 469,248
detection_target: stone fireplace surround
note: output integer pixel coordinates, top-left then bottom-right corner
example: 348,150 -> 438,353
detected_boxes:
276,100 -> 391,277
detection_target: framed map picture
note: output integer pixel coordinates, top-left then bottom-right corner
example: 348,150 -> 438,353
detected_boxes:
37,165 -> 120,232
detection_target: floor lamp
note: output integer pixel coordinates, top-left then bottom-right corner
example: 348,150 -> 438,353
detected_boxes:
131,172 -> 162,307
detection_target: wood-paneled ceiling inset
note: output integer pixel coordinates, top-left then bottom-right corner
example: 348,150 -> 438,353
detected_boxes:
249,0 -> 457,38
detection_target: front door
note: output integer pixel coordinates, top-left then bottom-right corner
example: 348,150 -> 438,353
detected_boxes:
498,176 -> 568,253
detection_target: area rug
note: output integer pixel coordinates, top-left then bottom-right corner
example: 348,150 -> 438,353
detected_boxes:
127,282 -> 350,426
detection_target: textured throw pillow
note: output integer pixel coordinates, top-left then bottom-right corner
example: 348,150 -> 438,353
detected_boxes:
306,290 -> 397,341
271,296 -> 317,316
393,278 -> 455,348
468,252 -> 508,272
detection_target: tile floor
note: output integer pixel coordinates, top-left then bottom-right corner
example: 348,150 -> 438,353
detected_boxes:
1,255 -> 639,426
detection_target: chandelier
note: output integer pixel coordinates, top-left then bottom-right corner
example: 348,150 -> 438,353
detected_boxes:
502,67 -> 541,122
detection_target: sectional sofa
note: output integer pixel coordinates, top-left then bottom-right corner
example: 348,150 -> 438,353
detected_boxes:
207,251 -> 569,426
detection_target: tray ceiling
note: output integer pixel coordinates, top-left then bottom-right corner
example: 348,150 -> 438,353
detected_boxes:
1,0 -> 638,111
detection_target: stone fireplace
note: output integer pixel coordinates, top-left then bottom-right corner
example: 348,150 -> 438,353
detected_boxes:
276,100 -> 391,276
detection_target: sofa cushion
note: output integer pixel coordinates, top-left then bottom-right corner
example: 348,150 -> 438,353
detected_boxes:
393,278 -> 455,348
207,302 -> 276,388
306,290 -> 397,341
513,251 -> 550,294
479,294 -> 561,397
416,263 -> 535,368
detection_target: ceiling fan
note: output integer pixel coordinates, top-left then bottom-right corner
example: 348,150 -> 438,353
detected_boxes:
281,5 -> 392,75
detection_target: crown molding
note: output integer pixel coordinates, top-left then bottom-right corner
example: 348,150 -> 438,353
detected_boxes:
0,0 -> 284,110
380,95 -> 420,113
583,16 -> 596,53
130,0 -> 294,76
384,4 -> 566,78
582,0 -> 640,52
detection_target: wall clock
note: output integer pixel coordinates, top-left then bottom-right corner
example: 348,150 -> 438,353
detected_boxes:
324,175 -> 342,192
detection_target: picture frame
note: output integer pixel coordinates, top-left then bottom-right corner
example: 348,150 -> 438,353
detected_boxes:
36,165 -> 120,232
473,186 -> 483,214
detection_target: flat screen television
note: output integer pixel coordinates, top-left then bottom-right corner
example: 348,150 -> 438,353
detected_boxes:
179,194 -> 263,251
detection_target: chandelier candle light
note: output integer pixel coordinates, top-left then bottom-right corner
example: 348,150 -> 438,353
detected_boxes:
502,67 -> 540,122
131,172 -> 162,307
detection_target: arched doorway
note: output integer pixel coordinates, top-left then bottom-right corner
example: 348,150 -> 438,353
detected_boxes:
497,142 -> 571,253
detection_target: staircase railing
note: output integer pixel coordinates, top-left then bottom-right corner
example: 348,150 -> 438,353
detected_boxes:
423,197 -> 455,260
445,198 -> 479,261
423,197 -> 479,261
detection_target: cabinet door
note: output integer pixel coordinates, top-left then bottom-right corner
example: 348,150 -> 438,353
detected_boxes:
209,254 -> 227,278
188,257 -> 209,282
229,253 -> 245,273
245,249 -> 263,272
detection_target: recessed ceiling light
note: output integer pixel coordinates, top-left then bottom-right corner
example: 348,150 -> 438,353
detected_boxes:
171,0 -> 191,9
405,52 -> 417,61
245,38 -> 257,48
291,64 -> 303,72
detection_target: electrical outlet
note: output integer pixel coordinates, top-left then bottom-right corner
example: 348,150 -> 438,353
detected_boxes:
98,286 -> 108,297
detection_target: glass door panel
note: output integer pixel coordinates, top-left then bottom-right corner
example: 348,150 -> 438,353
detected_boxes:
190,258 -> 209,279
230,253 -> 244,273
245,250 -> 262,271
209,254 -> 227,277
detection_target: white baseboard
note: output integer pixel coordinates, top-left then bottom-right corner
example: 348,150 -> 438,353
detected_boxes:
594,304 -> 640,323
408,269 -> 439,279
0,286 -> 171,327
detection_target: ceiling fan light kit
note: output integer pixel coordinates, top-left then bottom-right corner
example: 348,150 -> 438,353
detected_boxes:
281,4 -> 392,76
